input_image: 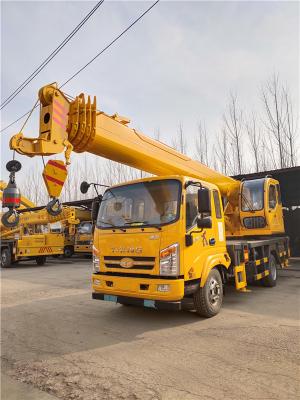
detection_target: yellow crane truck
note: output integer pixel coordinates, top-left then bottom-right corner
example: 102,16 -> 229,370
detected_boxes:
6,83 -> 289,316
49,207 -> 92,257
75,220 -> 93,254
1,205 -> 80,267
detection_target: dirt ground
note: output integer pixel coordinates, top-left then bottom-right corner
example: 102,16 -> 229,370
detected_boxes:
1,257 -> 300,400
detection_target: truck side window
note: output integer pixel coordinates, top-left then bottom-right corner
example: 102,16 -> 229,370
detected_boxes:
213,190 -> 222,219
276,184 -> 282,204
186,186 -> 198,230
269,185 -> 277,209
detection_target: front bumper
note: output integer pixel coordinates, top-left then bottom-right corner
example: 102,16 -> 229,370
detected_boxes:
75,245 -> 92,253
92,292 -> 182,310
92,273 -> 184,301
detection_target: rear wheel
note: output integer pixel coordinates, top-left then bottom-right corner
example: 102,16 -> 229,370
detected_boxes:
262,254 -> 277,287
36,256 -> 46,266
193,269 -> 223,317
1,248 -> 12,268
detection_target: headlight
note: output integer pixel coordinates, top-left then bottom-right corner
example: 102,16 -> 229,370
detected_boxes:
160,243 -> 179,276
93,245 -> 100,273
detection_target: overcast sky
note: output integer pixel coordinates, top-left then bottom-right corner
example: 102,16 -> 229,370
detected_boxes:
1,0 -> 299,182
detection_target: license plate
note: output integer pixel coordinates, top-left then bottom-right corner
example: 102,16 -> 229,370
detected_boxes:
104,295 -> 117,302
144,300 -> 155,309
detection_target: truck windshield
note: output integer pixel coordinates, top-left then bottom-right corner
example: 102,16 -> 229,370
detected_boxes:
97,179 -> 181,229
78,222 -> 92,234
241,179 -> 264,211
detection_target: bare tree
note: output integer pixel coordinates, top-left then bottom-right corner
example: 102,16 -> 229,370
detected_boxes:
261,75 -> 291,169
245,113 -> 261,173
223,93 -> 244,175
195,121 -> 209,165
172,122 -> 187,154
20,163 -> 48,205
215,128 -> 230,175
154,128 -> 161,142
282,87 -> 298,167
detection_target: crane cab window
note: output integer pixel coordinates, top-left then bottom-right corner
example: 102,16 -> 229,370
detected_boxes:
269,185 -> 277,209
241,179 -> 264,211
276,184 -> 282,204
186,185 -> 212,230
213,190 -> 222,219
78,222 -> 92,234
186,186 -> 198,230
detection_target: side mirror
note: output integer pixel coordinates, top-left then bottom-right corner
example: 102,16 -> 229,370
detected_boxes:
80,181 -> 90,194
197,188 -> 211,214
91,196 -> 102,221
197,216 -> 212,229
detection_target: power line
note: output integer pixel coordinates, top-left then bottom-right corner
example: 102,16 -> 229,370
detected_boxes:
0,105 -> 39,133
0,0 -> 104,110
60,0 -> 160,88
0,0 -> 160,134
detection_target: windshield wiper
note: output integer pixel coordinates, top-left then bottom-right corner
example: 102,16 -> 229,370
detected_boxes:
124,221 -> 162,230
99,221 -> 126,232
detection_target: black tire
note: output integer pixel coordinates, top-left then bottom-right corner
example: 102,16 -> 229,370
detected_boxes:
1,248 -> 12,268
64,246 -> 74,258
193,268 -> 223,318
262,254 -> 277,287
36,256 -> 46,266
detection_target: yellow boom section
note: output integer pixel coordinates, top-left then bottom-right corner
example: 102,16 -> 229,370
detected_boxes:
10,83 -> 239,197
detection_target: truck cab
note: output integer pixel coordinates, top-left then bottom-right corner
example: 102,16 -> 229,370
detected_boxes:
75,221 -> 93,254
92,175 -> 230,317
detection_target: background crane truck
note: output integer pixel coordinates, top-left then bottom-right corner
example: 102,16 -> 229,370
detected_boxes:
5,83 -> 289,317
0,204 -> 81,267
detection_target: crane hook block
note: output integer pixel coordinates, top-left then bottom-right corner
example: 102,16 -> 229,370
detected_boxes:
46,198 -> 63,216
42,160 -> 68,198
1,179 -> 21,209
1,209 -> 20,228
1,160 -> 22,227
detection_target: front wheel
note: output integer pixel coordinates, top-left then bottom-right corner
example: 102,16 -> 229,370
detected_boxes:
193,269 -> 223,318
262,254 -> 277,287
1,248 -> 12,268
36,256 -> 46,266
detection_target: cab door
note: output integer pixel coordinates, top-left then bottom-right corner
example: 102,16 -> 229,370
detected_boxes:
266,180 -> 284,233
184,185 -> 216,281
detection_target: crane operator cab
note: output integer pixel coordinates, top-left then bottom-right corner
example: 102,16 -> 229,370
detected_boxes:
237,177 -> 284,236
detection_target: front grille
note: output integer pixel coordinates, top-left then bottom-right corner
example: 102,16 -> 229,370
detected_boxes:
243,216 -> 266,229
103,255 -> 155,270
77,240 -> 91,245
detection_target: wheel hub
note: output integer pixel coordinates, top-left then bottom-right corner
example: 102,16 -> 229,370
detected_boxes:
209,278 -> 221,305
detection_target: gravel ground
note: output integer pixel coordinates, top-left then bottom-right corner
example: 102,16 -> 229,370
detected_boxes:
1,257 -> 300,400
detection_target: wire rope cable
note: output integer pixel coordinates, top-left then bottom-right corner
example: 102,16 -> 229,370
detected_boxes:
0,0 -> 160,134
0,0 -> 104,110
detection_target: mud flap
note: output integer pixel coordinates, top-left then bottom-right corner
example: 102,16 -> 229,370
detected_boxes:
234,263 -> 249,292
